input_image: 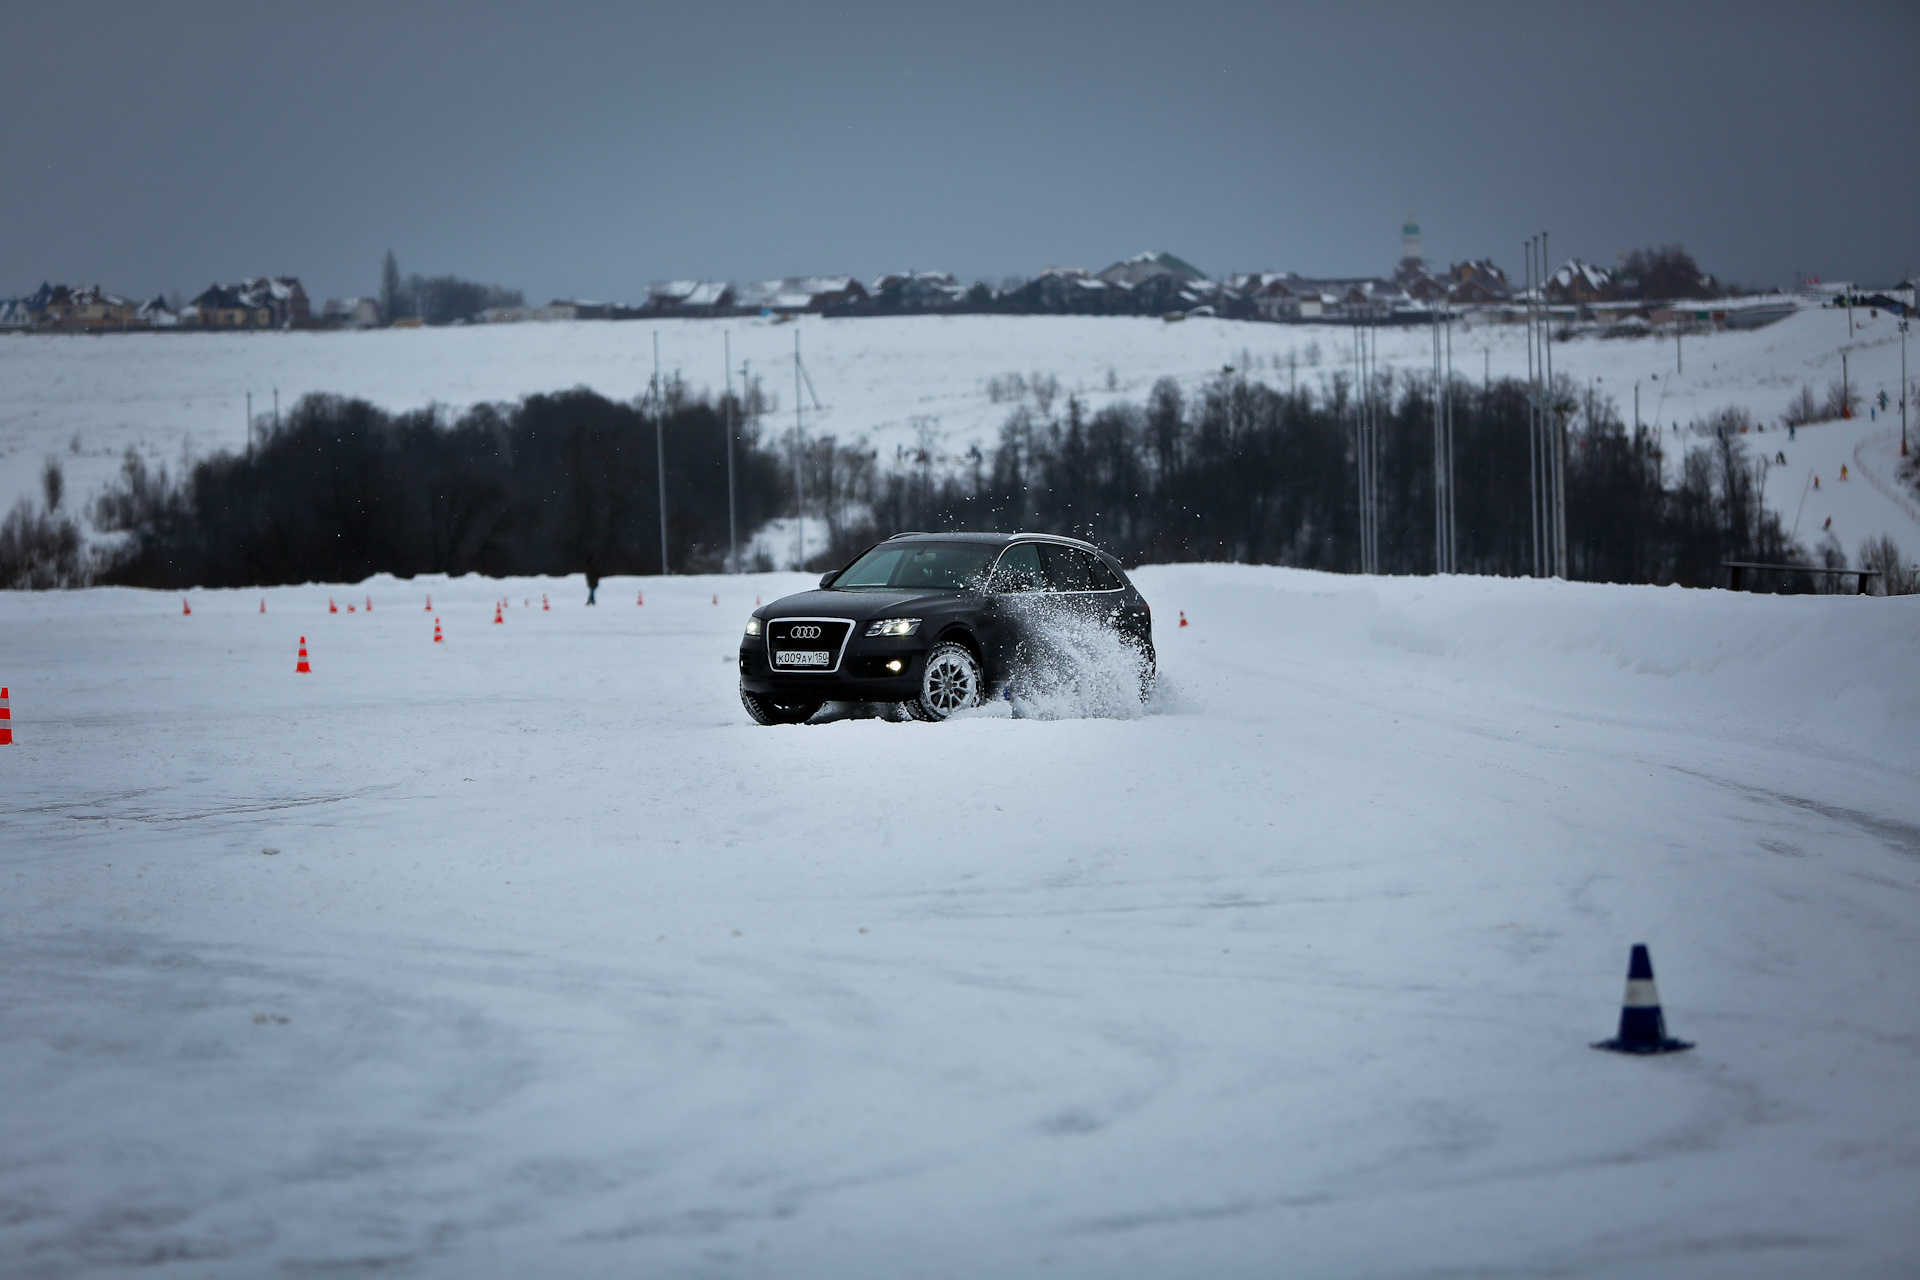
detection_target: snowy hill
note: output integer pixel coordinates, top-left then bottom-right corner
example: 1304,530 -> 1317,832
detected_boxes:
1,306 -> 1916,563
2,565 -> 1916,1275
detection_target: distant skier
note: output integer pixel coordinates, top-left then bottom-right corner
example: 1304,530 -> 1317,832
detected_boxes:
1814,474 -> 1821,490
1823,517 -> 1832,531
1789,424 -> 1797,441
1840,465 -> 1849,482
1776,451 -> 1787,464
586,557 -> 600,606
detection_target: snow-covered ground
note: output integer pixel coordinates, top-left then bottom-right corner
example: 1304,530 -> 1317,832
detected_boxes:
3,307 -> 1917,561
3,567 -> 1916,1277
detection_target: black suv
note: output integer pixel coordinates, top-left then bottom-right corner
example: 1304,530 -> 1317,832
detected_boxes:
738,532 -> 1155,724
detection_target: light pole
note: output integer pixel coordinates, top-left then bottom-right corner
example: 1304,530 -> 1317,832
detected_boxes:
724,330 -> 736,572
654,332 -> 667,576
1900,319 -> 1909,458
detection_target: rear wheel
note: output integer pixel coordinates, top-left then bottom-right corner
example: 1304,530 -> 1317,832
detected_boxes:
740,689 -> 823,725
907,641 -> 984,721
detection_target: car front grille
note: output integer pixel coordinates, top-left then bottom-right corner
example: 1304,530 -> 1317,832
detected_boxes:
767,618 -> 853,673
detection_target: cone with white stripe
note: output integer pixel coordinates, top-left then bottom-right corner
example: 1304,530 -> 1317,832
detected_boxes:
1592,944 -> 1692,1054
0,686 -> 12,745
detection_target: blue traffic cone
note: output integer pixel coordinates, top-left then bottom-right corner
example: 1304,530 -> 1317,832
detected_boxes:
1593,944 -> 1693,1054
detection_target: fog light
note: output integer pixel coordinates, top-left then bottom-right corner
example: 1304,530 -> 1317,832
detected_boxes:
885,659 -> 903,672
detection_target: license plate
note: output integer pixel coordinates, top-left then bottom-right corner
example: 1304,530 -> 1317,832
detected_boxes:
775,649 -> 830,667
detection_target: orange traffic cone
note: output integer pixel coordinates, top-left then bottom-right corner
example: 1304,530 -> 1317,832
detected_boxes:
493,603 -> 504,625
295,637 -> 312,673
425,594 -> 433,611
712,594 -> 719,605
366,596 -> 373,611
0,686 -> 11,745
542,594 -> 550,611
433,617 -> 443,643
637,590 -> 644,606
755,595 -> 761,605
182,598 -> 192,616
347,603 -> 356,613
259,597 -> 266,614
1178,611 -> 1188,627
329,597 -> 338,613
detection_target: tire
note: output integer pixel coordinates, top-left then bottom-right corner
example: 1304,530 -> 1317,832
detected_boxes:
906,641 -> 985,721
740,689 -> 823,726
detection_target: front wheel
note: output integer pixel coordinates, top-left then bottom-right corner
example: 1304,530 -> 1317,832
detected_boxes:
906,641 -> 985,721
740,689 -> 823,725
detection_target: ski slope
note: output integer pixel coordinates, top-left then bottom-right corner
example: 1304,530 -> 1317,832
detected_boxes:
3,567 -> 1916,1277
2,306 -> 1917,565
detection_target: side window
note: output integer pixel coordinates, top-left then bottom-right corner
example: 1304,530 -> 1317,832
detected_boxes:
1086,554 -> 1123,591
990,542 -> 1046,592
1037,544 -> 1094,592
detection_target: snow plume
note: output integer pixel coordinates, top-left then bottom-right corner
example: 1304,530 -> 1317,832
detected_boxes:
989,595 -> 1156,721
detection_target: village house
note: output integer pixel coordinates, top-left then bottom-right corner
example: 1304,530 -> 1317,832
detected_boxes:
737,276 -> 869,313
42,285 -> 139,332
188,285 -> 273,329
238,277 -> 311,327
644,280 -> 736,315
869,271 -> 964,310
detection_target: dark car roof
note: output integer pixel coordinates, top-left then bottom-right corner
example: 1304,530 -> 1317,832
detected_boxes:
883,530 -> 1104,553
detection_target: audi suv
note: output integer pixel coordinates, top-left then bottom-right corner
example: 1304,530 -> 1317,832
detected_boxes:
737,532 -> 1155,724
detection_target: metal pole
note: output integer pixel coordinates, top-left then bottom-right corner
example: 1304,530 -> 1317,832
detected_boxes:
794,328 -> 805,571
1842,351 -> 1849,416
1445,305 -> 1455,572
655,331 -> 668,575
1525,238 -> 1540,577
1901,320 -> 1909,457
245,391 -> 252,461
724,330 -> 736,573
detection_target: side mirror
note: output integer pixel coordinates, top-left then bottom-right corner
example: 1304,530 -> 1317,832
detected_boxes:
819,570 -> 839,589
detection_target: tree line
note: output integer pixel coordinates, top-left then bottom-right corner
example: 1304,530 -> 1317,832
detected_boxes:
20,370 -> 1907,593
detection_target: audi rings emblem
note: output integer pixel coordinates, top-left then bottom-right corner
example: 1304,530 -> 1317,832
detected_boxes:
789,624 -> 822,640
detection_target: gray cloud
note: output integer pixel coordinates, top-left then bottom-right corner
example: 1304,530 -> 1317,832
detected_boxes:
5,0 -> 1915,304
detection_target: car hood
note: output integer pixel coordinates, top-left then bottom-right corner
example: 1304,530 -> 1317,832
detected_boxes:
758,588 -> 964,621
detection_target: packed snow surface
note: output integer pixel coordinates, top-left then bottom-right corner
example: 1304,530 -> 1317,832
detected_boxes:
2,307 -> 1917,559
3,566 -> 1917,1277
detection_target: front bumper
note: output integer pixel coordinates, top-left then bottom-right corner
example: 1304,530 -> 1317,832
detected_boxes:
738,635 -> 928,701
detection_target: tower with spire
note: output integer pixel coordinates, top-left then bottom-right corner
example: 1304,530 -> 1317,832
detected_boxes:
1400,212 -> 1423,271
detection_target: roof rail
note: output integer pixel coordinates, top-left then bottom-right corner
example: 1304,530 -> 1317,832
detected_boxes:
886,530 -> 930,539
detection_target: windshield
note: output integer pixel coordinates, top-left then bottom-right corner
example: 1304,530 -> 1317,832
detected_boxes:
833,541 -> 997,591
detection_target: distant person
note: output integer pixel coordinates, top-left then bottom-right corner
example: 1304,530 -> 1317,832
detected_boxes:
1776,451 -> 1787,464
1814,475 -> 1821,490
1823,517 -> 1832,531
1789,424 -> 1796,441
586,557 -> 600,606
1840,465 -> 1849,482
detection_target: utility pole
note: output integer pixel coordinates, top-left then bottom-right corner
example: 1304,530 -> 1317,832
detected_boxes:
1525,237 -> 1540,578
273,387 -> 279,435
1544,230 -> 1566,580
1676,322 -> 1683,376
1843,350 -> 1850,417
245,391 -> 252,461
724,330 -> 737,573
794,328 -> 805,571
1900,319 -> 1909,457
654,332 -> 667,576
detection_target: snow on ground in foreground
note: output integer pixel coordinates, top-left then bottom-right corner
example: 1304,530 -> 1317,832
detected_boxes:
3,306 -> 1918,559
2,567 -> 1917,1277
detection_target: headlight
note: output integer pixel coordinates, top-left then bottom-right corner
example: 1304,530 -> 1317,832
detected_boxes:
864,617 -> 921,637
744,616 -> 763,636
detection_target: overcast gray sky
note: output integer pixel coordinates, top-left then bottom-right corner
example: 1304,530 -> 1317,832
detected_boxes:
6,1 -> 1915,305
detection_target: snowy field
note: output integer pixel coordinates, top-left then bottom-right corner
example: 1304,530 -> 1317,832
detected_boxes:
2,307 -> 1918,562
3,567 -> 1917,1277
